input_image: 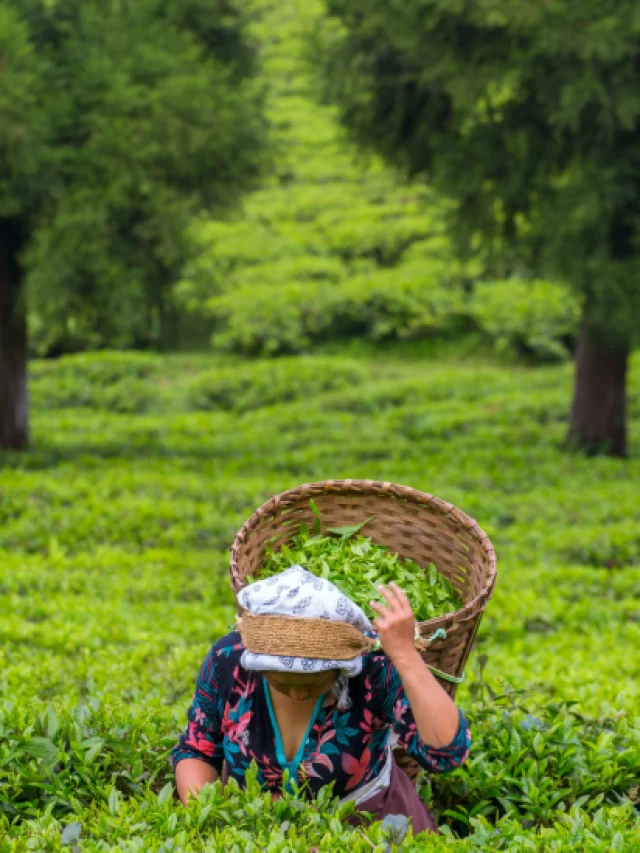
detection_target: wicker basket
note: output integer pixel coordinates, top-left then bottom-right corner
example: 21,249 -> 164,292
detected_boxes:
229,479 -> 497,781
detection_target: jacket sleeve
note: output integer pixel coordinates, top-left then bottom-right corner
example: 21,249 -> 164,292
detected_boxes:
364,653 -> 471,773
171,644 -> 225,772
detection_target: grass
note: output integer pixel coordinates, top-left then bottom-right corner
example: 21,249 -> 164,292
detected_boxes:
1,350 -> 639,850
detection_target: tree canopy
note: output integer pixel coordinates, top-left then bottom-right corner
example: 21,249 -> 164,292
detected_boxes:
0,0 -> 267,447
314,0 -> 640,454
1,0 -> 267,353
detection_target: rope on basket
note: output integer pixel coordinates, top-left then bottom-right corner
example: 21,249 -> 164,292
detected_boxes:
371,626 -> 465,684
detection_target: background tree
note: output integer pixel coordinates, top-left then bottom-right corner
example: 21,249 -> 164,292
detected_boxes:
0,0 -> 267,449
313,0 -> 640,457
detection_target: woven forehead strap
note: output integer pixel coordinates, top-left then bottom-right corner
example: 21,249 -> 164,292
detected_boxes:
237,612 -> 376,661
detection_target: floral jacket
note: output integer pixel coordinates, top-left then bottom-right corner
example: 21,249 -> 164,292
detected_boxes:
171,631 -> 471,800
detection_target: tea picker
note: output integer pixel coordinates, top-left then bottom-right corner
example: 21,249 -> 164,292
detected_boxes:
172,480 -> 496,836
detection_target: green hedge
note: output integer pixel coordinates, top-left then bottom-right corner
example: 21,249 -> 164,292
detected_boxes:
470,279 -> 582,363
185,358 -> 369,412
2,694 -> 639,849
203,275 -> 580,360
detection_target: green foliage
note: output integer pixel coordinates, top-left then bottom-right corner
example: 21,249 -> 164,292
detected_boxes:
1,349 -> 639,848
0,5 -> 46,218
313,0 -> 640,349
256,522 -> 462,622
205,270 -> 475,356
198,270 -> 582,360
29,352 -> 163,413
431,692 -> 640,832
470,280 -> 582,363
0,0 -> 267,354
185,358 -> 369,412
1,697 -> 638,849
175,0 -> 581,364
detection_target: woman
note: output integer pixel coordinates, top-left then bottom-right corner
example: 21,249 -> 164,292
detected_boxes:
172,566 -> 470,834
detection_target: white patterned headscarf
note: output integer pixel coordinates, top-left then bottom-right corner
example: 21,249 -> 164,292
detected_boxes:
236,565 -> 373,678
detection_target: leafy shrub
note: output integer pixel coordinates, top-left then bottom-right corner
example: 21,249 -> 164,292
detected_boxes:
198,272 -> 582,362
30,352 -> 164,413
207,268 -> 472,356
185,357 -> 369,412
470,279 -> 582,363
207,281 -> 331,355
555,520 -> 640,569
429,692 -> 640,831
169,0 -> 583,370
320,266 -> 471,342
1,693 -> 638,847
30,352 -> 160,385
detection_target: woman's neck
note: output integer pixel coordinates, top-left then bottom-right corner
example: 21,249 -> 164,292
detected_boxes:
266,684 -> 319,715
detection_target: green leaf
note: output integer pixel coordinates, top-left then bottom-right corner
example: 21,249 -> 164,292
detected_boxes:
85,742 -> 103,763
611,832 -> 625,851
47,706 -> 58,741
309,499 -> 322,535
198,804 -> 212,827
157,782 -> 173,805
61,822 -> 82,846
327,516 -> 375,539
108,787 -> 120,816
79,736 -> 104,749
24,737 -> 58,767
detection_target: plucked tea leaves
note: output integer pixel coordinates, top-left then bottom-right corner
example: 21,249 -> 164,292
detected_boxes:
256,521 -> 461,622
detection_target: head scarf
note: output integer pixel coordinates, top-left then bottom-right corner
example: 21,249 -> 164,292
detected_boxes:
236,565 -> 373,678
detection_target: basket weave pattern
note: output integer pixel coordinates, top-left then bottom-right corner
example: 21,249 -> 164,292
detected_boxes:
229,480 -> 497,781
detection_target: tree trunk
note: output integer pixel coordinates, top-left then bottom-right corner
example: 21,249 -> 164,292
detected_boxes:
567,321 -> 628,458
0,221 -> 29,450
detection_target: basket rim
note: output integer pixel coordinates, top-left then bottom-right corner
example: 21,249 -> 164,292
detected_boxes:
230,479 -> 497,632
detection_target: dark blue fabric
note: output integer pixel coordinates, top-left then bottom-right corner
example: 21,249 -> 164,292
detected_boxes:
172,631 -> 470,801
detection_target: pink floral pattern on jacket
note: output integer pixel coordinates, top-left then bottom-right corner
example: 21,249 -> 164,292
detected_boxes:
172,632 -> 471,800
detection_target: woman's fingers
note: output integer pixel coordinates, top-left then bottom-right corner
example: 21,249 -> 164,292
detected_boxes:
370,600 -> 389,620
372,584 -> 413,638
377,583 -> 403,611
378,582 -> 412,614
389,582 -> 412,612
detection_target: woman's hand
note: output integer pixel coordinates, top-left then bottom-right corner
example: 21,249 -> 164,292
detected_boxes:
370,583 -> 419,667
370,582 -> 461,747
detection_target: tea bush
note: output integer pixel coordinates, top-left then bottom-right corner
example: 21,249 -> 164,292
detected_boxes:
173,0 -> 581,362
205,270 -> 474,356
2,349 -> 639,849
184,358 -> 369,413
469,280 -> 582,363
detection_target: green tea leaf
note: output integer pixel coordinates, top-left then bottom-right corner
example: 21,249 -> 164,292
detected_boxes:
47,706 -> 58,741
61,822 -> 82,846
256,509 -> 461,621
327,516 -> 376,539
309,499 -> 322,535
108,787 -> 120,816
24,737 -> 58,767
157,782 -> 173,805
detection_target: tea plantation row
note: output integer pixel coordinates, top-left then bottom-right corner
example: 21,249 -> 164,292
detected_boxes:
1,351 -> 639,850
171,0 -> 580,364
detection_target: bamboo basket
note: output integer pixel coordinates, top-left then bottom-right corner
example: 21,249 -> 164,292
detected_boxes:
229,479 -> 497,782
